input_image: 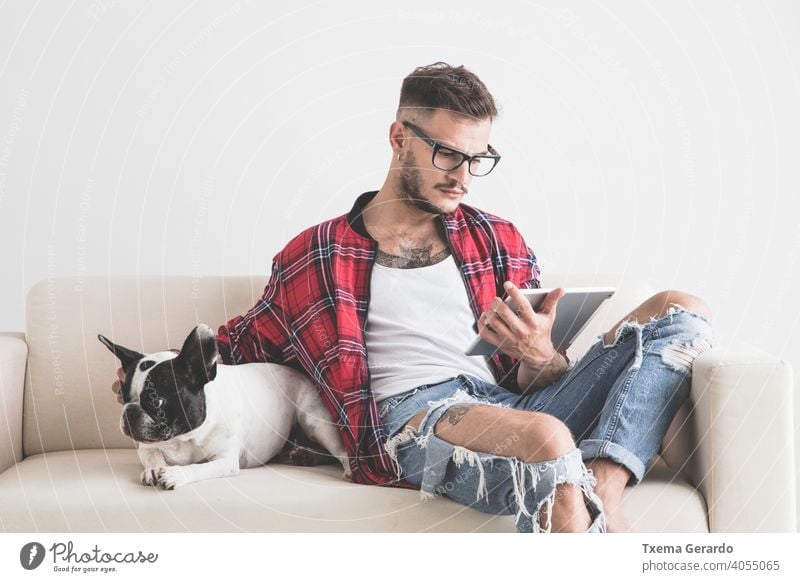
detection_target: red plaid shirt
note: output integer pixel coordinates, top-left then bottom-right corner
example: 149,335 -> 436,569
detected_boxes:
216,190 -> 542,488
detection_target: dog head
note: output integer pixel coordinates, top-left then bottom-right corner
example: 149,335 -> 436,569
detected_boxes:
98,324 -> 218,443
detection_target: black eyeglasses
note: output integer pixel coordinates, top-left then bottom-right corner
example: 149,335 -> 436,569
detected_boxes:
401,121 -> 501,177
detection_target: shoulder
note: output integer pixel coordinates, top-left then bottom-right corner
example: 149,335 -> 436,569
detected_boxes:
453,202 -> 526,244
457,202 -> 515,225
273,213 -> 354,262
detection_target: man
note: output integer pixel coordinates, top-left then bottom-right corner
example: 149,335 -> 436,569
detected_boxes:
113,62 -> 714,533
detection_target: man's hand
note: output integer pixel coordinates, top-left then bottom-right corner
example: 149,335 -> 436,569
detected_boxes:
478,281 -> 563,364
111,366 -> 125,405
478,281 -> 569,391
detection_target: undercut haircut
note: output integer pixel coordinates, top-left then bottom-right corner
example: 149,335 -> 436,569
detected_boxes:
397,62 -> 499,124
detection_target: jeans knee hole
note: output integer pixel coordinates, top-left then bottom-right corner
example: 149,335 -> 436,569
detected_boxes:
660,337 -> 711,373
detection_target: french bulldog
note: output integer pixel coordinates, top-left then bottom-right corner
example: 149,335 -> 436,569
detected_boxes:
98,324 -> 351,489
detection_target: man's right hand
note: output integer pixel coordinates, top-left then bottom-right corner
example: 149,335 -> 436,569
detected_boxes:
112,367 -> 125,404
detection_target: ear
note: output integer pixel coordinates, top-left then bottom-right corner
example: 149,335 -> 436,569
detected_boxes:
97,334 -> 145,369
176,324 -> 218,387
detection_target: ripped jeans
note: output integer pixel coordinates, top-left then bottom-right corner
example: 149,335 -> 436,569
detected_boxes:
380,305 -> 715,533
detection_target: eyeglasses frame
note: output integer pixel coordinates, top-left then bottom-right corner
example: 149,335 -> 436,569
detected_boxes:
400,121 -> 501,177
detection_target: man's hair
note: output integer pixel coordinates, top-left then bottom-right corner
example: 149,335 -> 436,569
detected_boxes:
397,62 -> 499,124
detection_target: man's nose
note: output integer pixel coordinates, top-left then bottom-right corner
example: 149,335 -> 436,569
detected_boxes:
445,162 -> 471,189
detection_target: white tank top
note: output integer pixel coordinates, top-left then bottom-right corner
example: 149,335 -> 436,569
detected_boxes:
365,253 -> 497,402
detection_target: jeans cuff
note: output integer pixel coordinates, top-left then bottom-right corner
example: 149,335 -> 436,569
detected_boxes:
579,439 -> 646,485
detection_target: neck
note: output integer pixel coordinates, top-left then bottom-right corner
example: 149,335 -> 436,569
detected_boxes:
364,180 -> 441,236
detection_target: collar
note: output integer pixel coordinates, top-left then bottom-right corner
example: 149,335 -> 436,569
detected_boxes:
346,191 -> 380,240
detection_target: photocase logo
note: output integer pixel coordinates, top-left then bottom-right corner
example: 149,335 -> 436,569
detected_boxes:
19,542 -> 46,570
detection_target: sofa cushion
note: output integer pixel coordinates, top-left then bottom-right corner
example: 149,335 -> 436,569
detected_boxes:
0,450 -> 707,532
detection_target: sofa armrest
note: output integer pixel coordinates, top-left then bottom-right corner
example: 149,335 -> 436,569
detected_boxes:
0,333 -> 27,475
661,340 -> 796,532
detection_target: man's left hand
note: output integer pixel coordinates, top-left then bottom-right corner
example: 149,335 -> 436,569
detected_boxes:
478,281 -> 564,366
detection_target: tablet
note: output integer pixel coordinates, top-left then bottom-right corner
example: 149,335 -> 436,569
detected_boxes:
465,287 -> 616,357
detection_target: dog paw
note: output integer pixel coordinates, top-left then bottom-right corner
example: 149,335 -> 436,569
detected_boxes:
156,466 -> 188,490
140,467 -> 162,486
342,469 -> 353,482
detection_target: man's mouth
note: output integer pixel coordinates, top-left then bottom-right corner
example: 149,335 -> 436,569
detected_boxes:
438,187 -> 463,198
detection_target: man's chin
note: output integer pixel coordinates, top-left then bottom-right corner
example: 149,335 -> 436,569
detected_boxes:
436,191 -> 462,213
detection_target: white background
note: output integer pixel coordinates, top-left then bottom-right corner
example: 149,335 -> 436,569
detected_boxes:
0,1 -> 798,527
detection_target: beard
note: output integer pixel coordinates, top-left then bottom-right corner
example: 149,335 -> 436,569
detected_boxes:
397,150 -> 459,216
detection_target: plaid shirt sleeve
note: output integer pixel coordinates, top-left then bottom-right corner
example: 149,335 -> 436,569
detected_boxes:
496,220 -> 542,291
216,251 -> 298,367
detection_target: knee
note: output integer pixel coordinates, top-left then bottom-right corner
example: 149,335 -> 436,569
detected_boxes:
652,290 -> 713,322
516,413 -> 576,464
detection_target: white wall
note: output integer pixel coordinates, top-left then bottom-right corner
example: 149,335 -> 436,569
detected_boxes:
1,0 -> 798,526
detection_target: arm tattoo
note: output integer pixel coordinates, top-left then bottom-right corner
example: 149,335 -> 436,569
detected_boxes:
442,404 -> 471,426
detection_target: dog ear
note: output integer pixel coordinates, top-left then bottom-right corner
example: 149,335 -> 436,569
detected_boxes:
176,324 -> 218,388
97,334 -> 145,369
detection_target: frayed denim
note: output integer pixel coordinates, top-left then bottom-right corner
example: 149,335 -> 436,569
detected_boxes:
380,305 -> 714,533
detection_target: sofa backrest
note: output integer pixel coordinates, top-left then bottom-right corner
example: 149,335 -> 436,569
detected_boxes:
23,276 -> 264,455
23,273 -> 654,455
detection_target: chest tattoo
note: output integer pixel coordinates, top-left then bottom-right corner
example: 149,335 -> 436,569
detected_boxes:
375,244 -> 451,269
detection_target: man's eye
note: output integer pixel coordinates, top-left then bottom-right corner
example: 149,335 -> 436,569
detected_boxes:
439,150 -> 457,158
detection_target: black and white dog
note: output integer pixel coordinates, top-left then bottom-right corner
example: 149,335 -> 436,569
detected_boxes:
98,324 -> 351,489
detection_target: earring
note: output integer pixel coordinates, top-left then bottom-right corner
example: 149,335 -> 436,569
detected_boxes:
397,153 -> 400,161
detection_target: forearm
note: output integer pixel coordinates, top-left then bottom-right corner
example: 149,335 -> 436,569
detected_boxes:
215,310 -> 292,366
516,350 -> 570,395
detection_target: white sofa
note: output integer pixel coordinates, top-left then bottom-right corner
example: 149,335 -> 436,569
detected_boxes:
0,274 -> 795,532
